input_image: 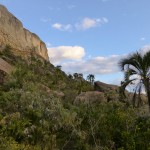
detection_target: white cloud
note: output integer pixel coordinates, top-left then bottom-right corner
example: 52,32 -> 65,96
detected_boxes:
52,23 -> 72,31
61,55 -> 124,74
48,45 -> 150,85
140,44 -> 150,54
52,17 -> 108,31
48,46 -> 85,63
52,23 -> 62,30
75,17 -> 109,30
48,46 -> 125,74
47,44 -> 150,76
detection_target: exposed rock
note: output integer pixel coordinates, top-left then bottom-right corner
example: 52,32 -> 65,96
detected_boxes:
94,81 -> 120,101
94,81 -> 148,105
94,81 -> 119,92
0,58 -> 13,84
0,58 -> 13,74
0,5 -> 49,61
74,91 -> 106,105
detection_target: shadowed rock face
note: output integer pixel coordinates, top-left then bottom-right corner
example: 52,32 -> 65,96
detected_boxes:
0,5 -> 49,61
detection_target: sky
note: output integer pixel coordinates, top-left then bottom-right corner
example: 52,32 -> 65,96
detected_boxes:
0,0 -> 150,85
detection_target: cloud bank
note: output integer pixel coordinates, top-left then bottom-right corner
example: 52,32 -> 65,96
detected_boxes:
61,55 -> 123,74
51,17 -> 109,31
47,44 -> 150,76
48,46 -> 124,74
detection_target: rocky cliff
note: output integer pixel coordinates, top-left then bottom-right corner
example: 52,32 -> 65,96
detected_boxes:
0,5 -> 49,61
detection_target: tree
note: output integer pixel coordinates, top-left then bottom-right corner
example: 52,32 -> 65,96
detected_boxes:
56,65 -> 62,70
73,73 -> 78,80
87,74 -> 95,85
78,73 -> 83,80
68,74 -> 73,79
119,51 -> 150,110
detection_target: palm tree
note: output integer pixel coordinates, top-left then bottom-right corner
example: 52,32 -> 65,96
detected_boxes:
68,74 -> 73,79
87,74 -> 95,85
119,51 -> 150,110
78,73 -> 83,80
73,73 -> 78,79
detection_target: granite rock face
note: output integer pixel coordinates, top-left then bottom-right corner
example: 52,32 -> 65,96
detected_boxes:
0,5 -> 49,61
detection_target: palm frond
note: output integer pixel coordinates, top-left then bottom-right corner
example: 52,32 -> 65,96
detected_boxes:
119,79 -> 136,98
119,50 -> 150,109
118,52 -> 143,74
124,69 -> 137,81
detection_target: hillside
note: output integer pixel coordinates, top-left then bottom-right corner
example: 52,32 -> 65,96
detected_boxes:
0,5 -> 150,150
0,46 -> 149,150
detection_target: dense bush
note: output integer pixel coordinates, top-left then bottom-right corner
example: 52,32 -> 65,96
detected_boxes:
0,51 -> 150,149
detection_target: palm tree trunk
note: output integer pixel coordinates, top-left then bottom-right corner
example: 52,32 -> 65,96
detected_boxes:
147,91 -> 150,112
145,80 -> 150,112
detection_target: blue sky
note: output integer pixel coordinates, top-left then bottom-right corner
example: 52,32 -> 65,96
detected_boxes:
1,0 -> 150,84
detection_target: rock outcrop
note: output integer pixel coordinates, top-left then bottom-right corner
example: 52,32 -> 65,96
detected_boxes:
94,81 -> 120,101
0,58 -> 13,74
94,81 -> 119,92
74,91 -> 106,105
0,5 -> 49,61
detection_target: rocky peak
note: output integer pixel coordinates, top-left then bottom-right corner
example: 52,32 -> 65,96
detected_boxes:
0,5 -> 49,61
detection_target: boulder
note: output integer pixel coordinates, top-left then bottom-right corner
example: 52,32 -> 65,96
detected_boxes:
94,81 -> 119,92
94,81 -> 120,101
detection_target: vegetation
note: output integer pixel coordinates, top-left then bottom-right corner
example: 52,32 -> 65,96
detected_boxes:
119,51 -> 150,110
0,47 -> 150,149
87,74 -> 95,85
